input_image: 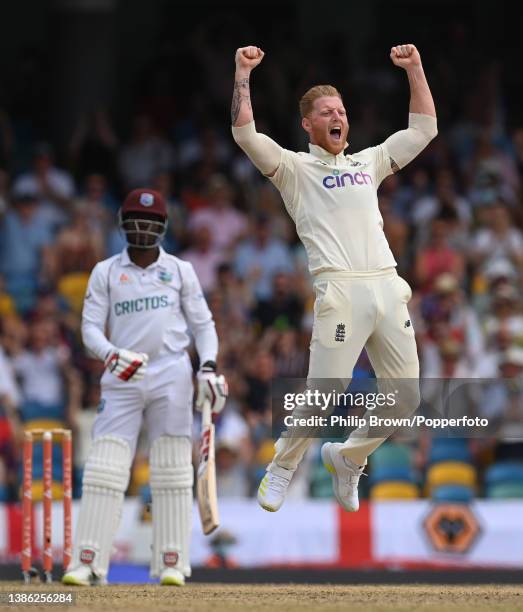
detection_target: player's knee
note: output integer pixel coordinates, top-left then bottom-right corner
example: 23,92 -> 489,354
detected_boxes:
83,435 -> 133,493
150,436 -> 193,490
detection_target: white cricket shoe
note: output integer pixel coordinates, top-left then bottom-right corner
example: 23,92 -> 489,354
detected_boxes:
257,468 -> 292,512
321,442 -> 365,512
160,567 -> 185,586
62,565 -> 105,586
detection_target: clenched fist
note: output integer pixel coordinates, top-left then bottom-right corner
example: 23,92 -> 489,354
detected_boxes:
235,46 -> 265,72
390,44 -> 422,69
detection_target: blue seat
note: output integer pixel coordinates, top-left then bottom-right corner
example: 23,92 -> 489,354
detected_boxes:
487,482 -> 523,499
370,465 -> 415,486
17,443 -> 63,484
0,484 -> 9,502
140,484 -> 152,505
4,274 -> 37,314
429,438 -> 471,464
485,462 -> 523,486
432,484 -> 474,503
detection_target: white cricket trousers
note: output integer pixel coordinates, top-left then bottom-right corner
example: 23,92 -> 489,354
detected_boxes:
270,268 -> 420,470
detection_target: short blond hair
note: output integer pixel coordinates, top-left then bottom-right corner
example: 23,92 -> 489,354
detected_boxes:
299,85 -> 342,118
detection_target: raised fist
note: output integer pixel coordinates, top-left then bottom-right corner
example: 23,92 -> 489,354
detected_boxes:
390,44 -> 421,69
235,46 -> 265,71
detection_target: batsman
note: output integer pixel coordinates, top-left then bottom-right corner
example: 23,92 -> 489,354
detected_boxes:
63,189 -> 227,586
232,44 -> 437,512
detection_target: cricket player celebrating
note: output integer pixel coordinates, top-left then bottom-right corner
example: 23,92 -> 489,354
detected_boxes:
62,188 -> 227,586
232,44 -> 437,512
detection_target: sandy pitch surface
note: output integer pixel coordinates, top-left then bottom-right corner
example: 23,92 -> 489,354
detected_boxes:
1,583 -> 521,612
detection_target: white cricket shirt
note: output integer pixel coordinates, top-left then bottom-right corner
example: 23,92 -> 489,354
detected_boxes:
270,142 -> 396,274
82,247 -> 217,363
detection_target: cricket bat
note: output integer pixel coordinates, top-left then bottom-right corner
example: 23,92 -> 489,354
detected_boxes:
196,399 -> 219,534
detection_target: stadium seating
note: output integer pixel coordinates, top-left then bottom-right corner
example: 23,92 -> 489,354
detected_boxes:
485,462 -> 523,498
431,484 -> 475,503
371,481 -> 419,500
487,482 -> 523,499
428,438 -> 472,465
0,485 -> 9,502
369,442 -> 413,470
29,480 -> 64,502
368,443 -> 419,499
57,272 -> 90,314
426,461 -> 477,495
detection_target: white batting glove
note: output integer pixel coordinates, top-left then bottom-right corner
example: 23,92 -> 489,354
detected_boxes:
196,361 -> 228,415
104,348 -> 149,382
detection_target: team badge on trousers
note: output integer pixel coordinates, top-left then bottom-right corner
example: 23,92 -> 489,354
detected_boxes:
80,548 -> 96,565
163,551 -> 179,567
335,323 -> 346,342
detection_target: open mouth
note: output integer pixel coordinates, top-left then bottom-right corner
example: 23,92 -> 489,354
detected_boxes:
329,126 -> 342,141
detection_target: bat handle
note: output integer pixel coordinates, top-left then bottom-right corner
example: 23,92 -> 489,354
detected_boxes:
201,398 -> 212,427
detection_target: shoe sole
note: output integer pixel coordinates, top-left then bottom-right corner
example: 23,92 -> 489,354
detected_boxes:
257,492 -> 279,512
160,577 -> 185,586
321,442 -> 357,512
62,575 -> 90,587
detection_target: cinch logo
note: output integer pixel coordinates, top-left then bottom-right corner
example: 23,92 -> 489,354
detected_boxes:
322,171 -> 372,189
114,295 -> 170,315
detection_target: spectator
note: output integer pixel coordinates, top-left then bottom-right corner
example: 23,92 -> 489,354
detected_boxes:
12,142 -> 75,229
152,172 -> 187,253
181,225 -> 225,293
252,272 -> 304,331
189,174 -> 248,257
469,200 -> 523,275
118,114 -> 175,190
414,214 -> 465,293
11,319 -> 79,429
0,193 -> 55,312
69,109 -> 119,182
234,214 -> 295,300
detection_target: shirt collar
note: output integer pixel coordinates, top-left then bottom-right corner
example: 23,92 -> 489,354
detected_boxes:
308,142 -> 348,163
120,246 -> 167,269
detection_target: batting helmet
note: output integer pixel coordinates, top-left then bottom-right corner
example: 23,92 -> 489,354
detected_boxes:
118,188 -> 168,249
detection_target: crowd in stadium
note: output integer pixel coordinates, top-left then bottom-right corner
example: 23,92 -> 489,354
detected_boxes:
0,23 -> 522,506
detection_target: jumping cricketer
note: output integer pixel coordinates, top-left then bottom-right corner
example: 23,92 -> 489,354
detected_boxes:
231,44 -> 437,512
62,188 -> 227,586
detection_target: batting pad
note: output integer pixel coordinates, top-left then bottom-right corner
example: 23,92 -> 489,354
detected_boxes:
149,435 -> 194,578
69,436 -> 132,577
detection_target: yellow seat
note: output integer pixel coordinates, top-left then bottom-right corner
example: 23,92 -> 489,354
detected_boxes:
25,419 -> 66,432
255,440 -> 275,465
28,481 -> 64,502
129,461 -> 149,495
371,481 -> 419,500
133,461 -> 149,485
0,293 -> 16,317
427,461 -> 476,494
58,272 -> 90,314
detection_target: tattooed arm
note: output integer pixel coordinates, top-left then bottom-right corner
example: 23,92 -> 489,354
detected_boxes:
232,46 -> 264,126
231,46 -> 282,177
